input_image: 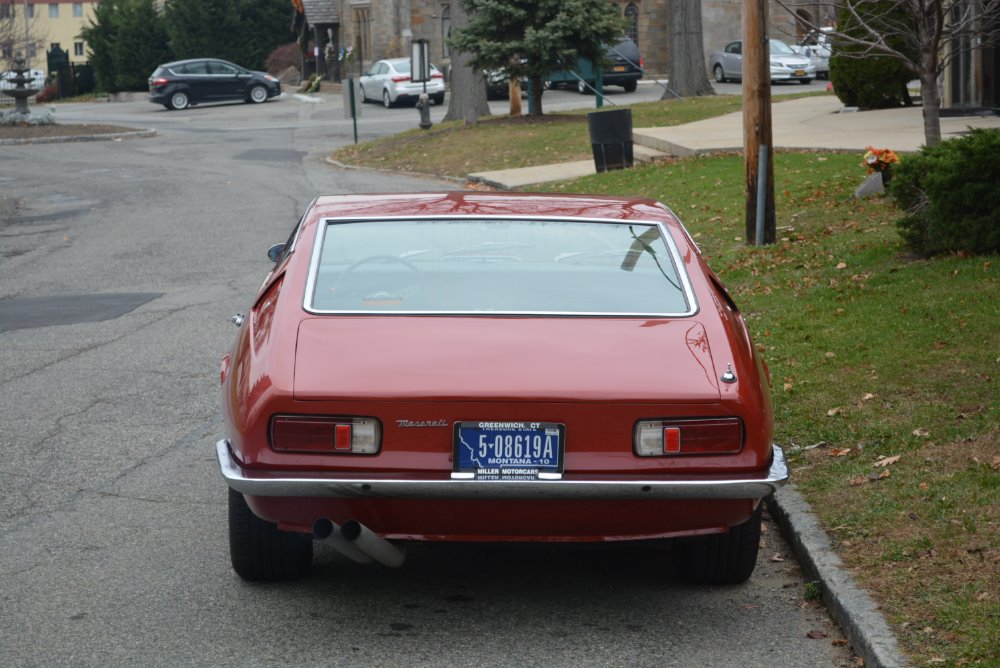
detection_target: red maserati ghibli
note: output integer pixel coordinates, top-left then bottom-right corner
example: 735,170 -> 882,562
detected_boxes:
217,192 -> 787,584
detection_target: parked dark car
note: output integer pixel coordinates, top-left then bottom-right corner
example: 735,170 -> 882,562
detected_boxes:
148,58 -> 281,110
548,37 -> 643,94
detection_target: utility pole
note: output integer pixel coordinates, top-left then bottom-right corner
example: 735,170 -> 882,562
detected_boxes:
742,0 -> 775,246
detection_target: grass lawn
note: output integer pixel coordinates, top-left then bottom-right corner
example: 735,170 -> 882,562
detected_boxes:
333,96 -> 1000,667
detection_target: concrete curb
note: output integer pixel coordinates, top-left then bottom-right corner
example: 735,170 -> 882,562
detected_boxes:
0,128 -> 156,145
324,156 -> 468,186
768,484 -> 910,668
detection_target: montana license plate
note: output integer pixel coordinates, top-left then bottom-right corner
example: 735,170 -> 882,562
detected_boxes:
454,421 -> 564,480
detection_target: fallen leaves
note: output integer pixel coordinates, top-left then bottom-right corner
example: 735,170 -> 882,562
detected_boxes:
874,455 -> 902,467
806,630 -> 829,639
829,447 -> 852,457
827,407 -> 843,417
912,428 -> 931,437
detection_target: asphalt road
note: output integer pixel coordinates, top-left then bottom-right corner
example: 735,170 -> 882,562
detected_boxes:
1,93 -> 851,667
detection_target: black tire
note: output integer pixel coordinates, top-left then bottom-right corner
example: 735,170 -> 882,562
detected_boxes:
577,79 -> 592,95
623,80 -> 638,93
799,78 -> 813,85
228,488 -> 312,581
432,92 -> 445,105
672,503 -> 762,585
169,91 -> 189,110
713,64 -> 726,84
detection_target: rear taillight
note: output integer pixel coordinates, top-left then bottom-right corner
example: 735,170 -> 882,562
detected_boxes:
391,75 -> 410,83
639,56 -> 645,69
431,72 -> 444,79
151,77 -> 169,87
634,418 -> 743,456
270,416 -> 380,454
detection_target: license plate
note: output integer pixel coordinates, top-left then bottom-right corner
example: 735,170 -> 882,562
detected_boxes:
794,69 -> 806,76
454,421 -> 563,480
612,66 -> 626,72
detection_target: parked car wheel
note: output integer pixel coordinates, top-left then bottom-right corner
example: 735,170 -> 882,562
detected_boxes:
248,84 -> 268,103
169,91 -> 189,110
713,65 -> 727,84
432,92 -> 445,105
623,80 -> 638,93
360,85 -> 369,102
798,78 -> 813,85
228,487 -> 312,581
671,503 -> 762,585
577,79 -> 592,95
382,89 -> 393,108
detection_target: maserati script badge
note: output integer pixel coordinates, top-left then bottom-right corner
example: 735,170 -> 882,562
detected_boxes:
397,419 -> 449,428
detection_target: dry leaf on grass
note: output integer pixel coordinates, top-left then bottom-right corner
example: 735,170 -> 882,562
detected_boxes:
874,455 -> 901,467
770,553 -> 785,562
850,476 -> 868,487
827,407 -> 842,417
992,456 -> 1000,471
829,448 -> 852,457
862,392 -> 876,401
912,428 -> 930,437
835,262 -> 847,270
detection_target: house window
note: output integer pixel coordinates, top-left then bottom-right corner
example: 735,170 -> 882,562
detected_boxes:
624,3 -> 639,46
441,5 -> 451,59
0,5 -> 11,19
27,4 -> 34,18
73,3 -> 84,18
74,42 -> 85,57
49,3 -> 59,18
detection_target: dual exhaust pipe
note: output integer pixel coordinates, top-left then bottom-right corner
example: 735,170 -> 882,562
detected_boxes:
312,518 -> 405,568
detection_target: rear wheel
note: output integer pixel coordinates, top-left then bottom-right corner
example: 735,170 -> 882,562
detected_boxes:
432,92 -> 444,105
248,84 -> 268,103
169,91 -> 189,110
228,487 -> 312,581
577,79 -> 591,95
799,78 -> 813,85
671,503 -> 762,585
382,89 -> 393,108
713,64 -> 726,84
623,80 -> 638,93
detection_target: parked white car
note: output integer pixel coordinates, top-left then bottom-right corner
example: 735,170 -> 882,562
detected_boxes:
359,58 -> 445,108
791,28 -> 833,79
708,39 -> 815,84
0,68 -> 45,93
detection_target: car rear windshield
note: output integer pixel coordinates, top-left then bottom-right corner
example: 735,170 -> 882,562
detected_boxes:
307,218 -> 694,316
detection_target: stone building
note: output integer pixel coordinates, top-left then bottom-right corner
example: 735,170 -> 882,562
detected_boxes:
298,0 -> 825,80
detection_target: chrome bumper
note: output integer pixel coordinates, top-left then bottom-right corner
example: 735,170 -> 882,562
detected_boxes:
216,440 -> 788,500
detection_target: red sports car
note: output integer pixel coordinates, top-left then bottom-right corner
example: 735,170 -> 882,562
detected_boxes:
217,192 -> 787,583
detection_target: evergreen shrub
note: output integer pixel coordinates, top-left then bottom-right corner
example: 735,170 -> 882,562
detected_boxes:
829,2 -> 915,109
891,128 -> 1000,256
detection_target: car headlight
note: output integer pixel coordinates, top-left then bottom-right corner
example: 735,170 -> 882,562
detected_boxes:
265,74 -> 278,83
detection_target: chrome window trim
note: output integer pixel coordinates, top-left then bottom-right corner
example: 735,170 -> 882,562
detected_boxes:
302,215 -> 699,318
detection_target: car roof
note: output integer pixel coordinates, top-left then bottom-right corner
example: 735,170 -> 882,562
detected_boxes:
159,58 -> 234,68
308,192 -> 682,226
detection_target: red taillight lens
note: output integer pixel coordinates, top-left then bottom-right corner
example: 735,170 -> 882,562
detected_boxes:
391,75 -> 410,83
639,56 -> 645,69
152,77 -> 169,87
270,416 -> 380,454
431,72 -> 444,79
634,418 -> 743,456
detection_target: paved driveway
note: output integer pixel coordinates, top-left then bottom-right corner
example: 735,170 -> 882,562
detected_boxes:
0,95 -> 853,667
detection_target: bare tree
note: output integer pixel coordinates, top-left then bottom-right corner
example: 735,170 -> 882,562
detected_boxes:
443,0 -> 490,124
662,0 -> 716,98
1,3 -> 45,70
776,0 -> 1000,146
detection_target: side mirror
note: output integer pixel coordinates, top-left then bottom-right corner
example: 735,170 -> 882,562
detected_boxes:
266,243 -> 286,263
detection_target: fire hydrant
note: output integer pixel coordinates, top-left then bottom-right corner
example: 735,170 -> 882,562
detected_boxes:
416,92 -> 432,130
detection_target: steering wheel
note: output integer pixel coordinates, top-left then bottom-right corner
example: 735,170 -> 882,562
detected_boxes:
329,255 -> 423,307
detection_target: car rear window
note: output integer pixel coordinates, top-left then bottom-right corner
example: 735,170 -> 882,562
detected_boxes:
306,218 -> 695,316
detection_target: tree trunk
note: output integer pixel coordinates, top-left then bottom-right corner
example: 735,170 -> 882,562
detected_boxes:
529,76 -> 545,116
663,0 -> 716,98
919,61 -> 941,147
443,0 -> 491,123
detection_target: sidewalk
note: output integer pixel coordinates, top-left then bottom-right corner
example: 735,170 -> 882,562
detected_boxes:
469,95 -> 1000,189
